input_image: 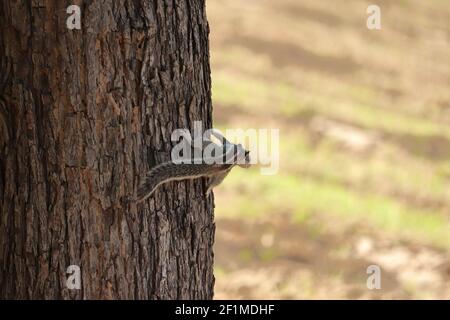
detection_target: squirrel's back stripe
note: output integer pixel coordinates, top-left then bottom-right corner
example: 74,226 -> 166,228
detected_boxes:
136,162 -> 233,202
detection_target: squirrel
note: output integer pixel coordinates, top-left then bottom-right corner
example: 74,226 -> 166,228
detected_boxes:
136,130 -> 251,202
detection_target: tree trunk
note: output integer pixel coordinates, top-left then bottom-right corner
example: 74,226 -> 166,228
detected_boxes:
0,0 -> 215,299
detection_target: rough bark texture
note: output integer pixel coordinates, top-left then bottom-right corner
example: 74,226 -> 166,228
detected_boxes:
0,0 -> 215,299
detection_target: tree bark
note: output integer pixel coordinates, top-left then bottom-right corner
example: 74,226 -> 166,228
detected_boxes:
0,0 -> 215,299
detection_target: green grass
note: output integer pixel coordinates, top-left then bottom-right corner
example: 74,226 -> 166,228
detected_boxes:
214,127 -> 450,248
213,71 -> 450,248
217,169 -> 450,249
212,69 -> 450,138
278,133 -> 450,202
208,0 -> 450,299
209,1 -> 450,254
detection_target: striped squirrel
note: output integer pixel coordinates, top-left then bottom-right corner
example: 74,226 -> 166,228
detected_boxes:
136,130 -> 251,202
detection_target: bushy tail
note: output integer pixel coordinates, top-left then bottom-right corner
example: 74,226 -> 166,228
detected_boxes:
136,162 -> 221,202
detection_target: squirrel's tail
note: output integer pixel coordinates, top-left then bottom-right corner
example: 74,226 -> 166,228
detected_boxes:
136,162 -> 219,202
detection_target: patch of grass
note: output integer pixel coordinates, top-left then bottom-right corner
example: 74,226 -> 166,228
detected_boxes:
216,169 -> 450,249
259,248 -> 278,262
212,72 -> 270,112
238,249 -> 254,263
215,126 -> 450,248
215,113 -> 450,250
212,70 -> 450,138
278,132 -> 450,204
209,0 -> 450,299
214,265 -> 228,278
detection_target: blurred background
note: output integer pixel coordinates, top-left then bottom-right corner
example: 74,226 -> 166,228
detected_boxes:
207,0 -> 450,299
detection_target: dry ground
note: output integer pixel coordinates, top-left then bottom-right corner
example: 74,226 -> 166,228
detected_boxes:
207,0 -> 450,299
